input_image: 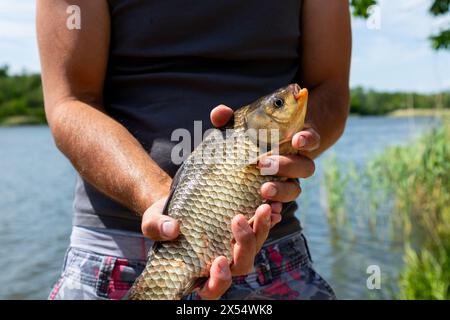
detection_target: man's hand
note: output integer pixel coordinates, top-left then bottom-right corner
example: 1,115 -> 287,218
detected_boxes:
211,105 -> 319,203
141,198 -> 283,299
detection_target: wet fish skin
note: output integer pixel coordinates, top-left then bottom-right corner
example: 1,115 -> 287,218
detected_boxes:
128,84 -> 308,300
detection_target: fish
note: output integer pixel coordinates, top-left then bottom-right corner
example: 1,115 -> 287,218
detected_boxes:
128,84 -> 308,300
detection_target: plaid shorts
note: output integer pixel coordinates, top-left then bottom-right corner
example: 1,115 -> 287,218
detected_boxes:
49,231 -> 336,300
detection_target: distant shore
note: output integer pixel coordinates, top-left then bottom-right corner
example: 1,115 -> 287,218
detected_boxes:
0,115 -> 46,127
2,67 -> 450,127
1,110 -> 450,127
388,108 -> 450,117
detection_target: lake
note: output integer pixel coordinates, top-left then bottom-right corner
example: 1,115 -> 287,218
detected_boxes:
0,116 -> 440,299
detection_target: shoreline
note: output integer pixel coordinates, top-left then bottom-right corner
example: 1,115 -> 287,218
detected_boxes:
1,109 -> 449,127
0,115 -> 46,127
387,108 -> 450,117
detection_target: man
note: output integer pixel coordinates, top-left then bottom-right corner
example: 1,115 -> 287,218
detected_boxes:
37,0 -> 350,300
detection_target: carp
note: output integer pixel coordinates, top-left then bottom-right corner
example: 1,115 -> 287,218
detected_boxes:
128,84 -> 308,299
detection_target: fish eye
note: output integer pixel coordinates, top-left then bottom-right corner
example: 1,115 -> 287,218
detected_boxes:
273,98 -> 284,108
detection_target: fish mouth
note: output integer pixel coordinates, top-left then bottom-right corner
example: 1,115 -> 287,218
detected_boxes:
291,84 -> 308,101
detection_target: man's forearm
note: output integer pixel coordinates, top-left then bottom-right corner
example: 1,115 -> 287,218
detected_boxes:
48,99 -> 172,215
298,0 -> 351,159
303,81 -> 350,159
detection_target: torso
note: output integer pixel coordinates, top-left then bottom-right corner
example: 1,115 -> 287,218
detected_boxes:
73,0 -> 303,239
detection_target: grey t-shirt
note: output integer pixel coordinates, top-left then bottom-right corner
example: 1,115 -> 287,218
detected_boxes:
73,0 -> 303,240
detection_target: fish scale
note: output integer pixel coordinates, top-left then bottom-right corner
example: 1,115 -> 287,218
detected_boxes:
128,84 -> 308,300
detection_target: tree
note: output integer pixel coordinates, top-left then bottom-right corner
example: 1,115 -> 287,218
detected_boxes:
350,0 -> 450,51
0,65 -> 9,78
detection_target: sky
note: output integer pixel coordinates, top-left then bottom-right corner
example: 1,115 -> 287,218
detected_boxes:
1,0 -> 449,93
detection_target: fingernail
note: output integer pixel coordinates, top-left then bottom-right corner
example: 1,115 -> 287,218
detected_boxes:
264,184 -> 277,198
218,259 -> 230,275
237,217 -> 248,230
259,157 -> 273,168
161,220 -> 176,237
265,214 -> 271,225
294,135 -> 306,148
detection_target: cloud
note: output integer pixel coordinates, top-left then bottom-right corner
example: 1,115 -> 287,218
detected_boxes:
0,0 -> 38,72
0,0 -> 36,39
0,0 -> 35,15
351,0 -> 450,92
0,20 -> 35,39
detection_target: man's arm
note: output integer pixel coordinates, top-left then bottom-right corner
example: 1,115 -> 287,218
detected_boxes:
298,0 -> 352,158
37,0 -> 172,216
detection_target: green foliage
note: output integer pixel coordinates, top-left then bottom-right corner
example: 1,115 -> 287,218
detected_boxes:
350,87 -> 450,115
350,0 -> 377,18
430,0 -> 450,15
399,242 -> 450,300
431,30 -> 450,50
0,65 -> 449,125
323,155 -> 348,228
0,65 -> 9,78
0,66 -> 45,125
371,122 -> 450,246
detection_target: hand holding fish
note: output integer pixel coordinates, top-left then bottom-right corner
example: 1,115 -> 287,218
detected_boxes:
210,105 -> 320,202
141,196 -> 283,299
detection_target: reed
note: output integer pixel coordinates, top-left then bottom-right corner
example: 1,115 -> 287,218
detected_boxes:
322,118 -> 450,299
323,155 -> 348,229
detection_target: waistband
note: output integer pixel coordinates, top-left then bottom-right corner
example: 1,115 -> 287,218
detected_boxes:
70,226 -> 154,260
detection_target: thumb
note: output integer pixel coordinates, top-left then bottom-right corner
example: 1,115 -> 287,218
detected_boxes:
210,105 -> 234,128
141,197 -> 180,241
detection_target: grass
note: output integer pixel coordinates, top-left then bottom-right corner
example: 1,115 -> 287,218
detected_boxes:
323,117 -> 450,299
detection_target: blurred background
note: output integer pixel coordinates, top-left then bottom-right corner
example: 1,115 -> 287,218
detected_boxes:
0,0 -> 449,299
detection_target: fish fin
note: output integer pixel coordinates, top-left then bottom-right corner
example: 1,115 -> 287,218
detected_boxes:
151,162 -> 186,257
162,162 -> 185,216
182,277 -> 208,298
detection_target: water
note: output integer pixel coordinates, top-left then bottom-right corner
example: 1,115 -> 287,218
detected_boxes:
301,116 -> 440,299
0,116 -> 439,300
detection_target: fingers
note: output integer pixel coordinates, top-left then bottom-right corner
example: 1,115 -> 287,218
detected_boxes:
252,204 -> 272,252
270,202 -> 283,227
271,213 -> 282,226
271,201 -> 283,214
197,256 -> 232,300
260,180 -> 301,202
292,127 -> 320,152
230,214 -> 256,275
141,197 -> 180,241
259,155 -> 315,179
199,204 -> 276,299
210,104 -> 234,128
